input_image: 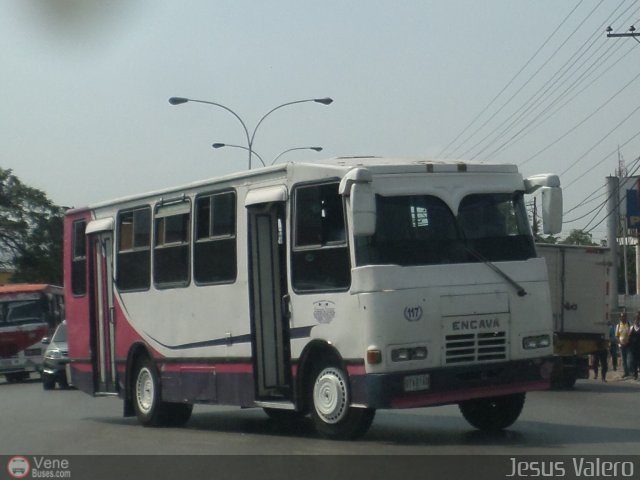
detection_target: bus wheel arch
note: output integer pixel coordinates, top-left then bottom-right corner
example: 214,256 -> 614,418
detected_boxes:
126,344 -> 193,427
297,341 -> 375,439
296,341 -> 342,415
124,343 -> 151,418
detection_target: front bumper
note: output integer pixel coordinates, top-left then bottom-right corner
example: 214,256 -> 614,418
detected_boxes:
351,358 -> 553,409
42,358 -> 70,377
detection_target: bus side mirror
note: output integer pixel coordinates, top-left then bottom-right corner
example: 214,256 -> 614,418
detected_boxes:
350,182 -> 377,236
541,186 -> 562,234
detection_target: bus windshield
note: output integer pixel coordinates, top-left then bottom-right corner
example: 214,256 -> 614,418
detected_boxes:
0,299 -> 47,326
354,192 -> 536,266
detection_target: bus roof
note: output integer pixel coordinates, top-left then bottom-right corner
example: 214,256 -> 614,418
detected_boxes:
65,157 -> 520,214
0,284 -> 63,295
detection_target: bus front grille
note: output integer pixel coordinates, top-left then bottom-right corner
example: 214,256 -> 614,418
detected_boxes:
445,331 -> 507,364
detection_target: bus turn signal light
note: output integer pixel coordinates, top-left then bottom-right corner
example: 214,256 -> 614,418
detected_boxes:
367,349 -> 382,364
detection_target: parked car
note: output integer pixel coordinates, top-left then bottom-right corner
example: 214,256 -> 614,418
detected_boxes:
42,321 -> 69,390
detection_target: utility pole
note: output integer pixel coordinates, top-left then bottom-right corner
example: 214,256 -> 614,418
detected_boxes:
532,197 -> 539,238
606,25 -> 640,43
607,176 -> 620,314
618,148 -> 630,295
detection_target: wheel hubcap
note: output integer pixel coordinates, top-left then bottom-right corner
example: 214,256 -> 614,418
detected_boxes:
136,367 -> 154,414
313,367 -> 348,424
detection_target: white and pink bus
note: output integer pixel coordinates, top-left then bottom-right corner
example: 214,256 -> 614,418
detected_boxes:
0,284 -> 64,382
64,157 -> 562,439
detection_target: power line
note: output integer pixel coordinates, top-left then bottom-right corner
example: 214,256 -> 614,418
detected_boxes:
564,154 -> 640,217
564,187 -> 607,215
437,0 -> 584,159
442,1 -> 592,160
512,57 -> 640,167
582,156 -> 640,233
560,103 -> 640,177
471,1 -> 640,162
455,0 -> 608,160
487,41 -> 626,162
563,127 -> 640,190
517,41 -> 638,166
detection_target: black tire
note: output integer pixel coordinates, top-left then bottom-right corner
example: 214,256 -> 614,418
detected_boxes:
459,393 -> 525,432
57,375 -> 69,390
562,374 -> 577,389
308,363 -> 375,440
42,375 -> 56,391
165,403 -> 193,427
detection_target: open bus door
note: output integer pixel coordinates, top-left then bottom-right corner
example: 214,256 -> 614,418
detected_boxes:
246,192 -> 293,403
86,219 -> 118,395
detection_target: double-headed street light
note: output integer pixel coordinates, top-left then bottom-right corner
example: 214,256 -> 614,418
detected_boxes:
270,146 -> 323,165
211,143 -> 266,167
169,96 -> 333,169
212,143 -> 322,166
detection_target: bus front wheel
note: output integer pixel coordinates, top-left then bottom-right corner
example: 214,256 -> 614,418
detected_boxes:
308,364 -> 375,440
459,393 -> 525,431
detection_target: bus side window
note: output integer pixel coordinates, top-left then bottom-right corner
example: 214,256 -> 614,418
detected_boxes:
117,207 -> 151,292
292,182 -> 350,292
154,201 -> 191,288
194,191 -> 237,285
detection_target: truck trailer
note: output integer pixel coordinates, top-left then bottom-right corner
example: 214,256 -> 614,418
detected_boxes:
536,243 -> 610,387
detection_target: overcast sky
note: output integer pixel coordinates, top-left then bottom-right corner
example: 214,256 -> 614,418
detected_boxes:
2,0 -> 639,241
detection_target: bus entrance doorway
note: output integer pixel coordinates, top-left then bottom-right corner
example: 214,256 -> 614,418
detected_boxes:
89,231 -> 117,395
247,201 -> 292,401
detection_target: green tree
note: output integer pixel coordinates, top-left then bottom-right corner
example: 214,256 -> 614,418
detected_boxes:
0,167 -> 64,284
559,229 -> 597,246
535,234 -> 559,244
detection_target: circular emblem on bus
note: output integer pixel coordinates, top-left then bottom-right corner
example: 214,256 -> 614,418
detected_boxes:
403,306 -> 423,322
313,300 -> 336,324
7,456 -> 30,479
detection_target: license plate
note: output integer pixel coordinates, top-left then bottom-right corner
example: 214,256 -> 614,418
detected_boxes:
404,373 -> 430,392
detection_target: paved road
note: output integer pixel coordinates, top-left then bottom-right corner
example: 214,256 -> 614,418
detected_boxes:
2,375 -> 639,456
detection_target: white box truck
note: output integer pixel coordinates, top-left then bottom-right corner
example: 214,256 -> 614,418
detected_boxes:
536,244 -> 610,387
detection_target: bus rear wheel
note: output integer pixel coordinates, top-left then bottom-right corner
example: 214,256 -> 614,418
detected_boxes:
308,364 -> 375,440
132,357 -> 193,427
165,403 -> 193,427
459,393 -> 525,431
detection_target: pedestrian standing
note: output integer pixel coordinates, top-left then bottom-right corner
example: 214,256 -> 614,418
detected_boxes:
592,342 -> 608,382
608,320 -> 618,371
629,313 -> 640,380
616,311 -> 631,377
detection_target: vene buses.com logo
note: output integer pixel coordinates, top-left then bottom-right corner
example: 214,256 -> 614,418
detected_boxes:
7,456 -> 30,479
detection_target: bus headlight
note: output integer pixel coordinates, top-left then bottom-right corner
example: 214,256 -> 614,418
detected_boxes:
523,335 -> 551,350
391,346 -> 428,362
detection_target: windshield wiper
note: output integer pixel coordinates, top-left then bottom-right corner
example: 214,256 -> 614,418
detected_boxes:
465,247 -> 527,297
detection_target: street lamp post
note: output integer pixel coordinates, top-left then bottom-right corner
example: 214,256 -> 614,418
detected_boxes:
212,143 -> 322,166
211,143 -> 266,167
169,96 -> 333,170
270,147 -> 323,165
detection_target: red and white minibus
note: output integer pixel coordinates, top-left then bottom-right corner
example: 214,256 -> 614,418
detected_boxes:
64,158 -> 561,438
